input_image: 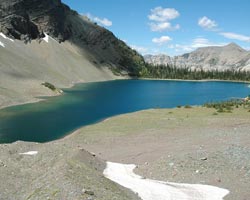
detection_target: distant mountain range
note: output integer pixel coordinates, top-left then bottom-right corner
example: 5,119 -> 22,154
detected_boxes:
144,43 -> 250,71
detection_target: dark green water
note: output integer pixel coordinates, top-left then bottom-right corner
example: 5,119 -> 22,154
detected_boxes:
0,79 -> 249,143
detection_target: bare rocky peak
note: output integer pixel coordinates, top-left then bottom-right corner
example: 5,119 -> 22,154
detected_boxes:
225,42 -> 245,50
144,44 -> 250,71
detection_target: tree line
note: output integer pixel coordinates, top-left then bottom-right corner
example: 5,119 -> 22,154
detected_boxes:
138,63 -> 250,81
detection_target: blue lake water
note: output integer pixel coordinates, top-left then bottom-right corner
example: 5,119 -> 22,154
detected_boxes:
0,79 -> 249,143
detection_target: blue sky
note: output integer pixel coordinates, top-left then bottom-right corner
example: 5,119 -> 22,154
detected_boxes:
62,0 -> 250,56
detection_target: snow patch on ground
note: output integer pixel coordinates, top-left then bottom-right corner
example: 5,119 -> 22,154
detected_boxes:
43,33 -> 49,43
103,162 -> 229,200
0,33 -> 14,42
0,41 -> 5,47
43,33 -> 58,43
19,151 -> 38,155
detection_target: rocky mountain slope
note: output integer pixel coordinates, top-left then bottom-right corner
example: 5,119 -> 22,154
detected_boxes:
0,0 -> 144,108
145,43 -> 250,71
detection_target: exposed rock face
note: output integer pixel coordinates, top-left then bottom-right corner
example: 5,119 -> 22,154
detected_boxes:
144,54 -> 172,66
0,0 -> 144,73
144,43 -> 250,71
0,0 -> 71,41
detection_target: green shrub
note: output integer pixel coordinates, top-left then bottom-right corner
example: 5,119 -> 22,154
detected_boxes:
203,99 -> 249,113
217,107 -> 225,113
42,82 -> 56,91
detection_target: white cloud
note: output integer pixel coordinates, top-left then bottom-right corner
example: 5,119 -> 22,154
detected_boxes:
171,37 -> 226,53
94,17 -> 112,27
174,44 -> 193,52
152,36 -> 172,45
192,37 -> 225,48
192,38 -> 215,48
168,44 -> 175,49
220,32 -> 250,42
86,13 -> 112,27
243,46 -> 250,51
150,22 -> 180,32
148,7 -> 180,32
148,7 -> 180,22
130,45 -> 149,54
198,16 -> 217,30
197,17 -> 250,43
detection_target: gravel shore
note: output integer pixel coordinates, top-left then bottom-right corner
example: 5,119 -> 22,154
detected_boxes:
71,107 -> 250,200
0,106 -> 249,199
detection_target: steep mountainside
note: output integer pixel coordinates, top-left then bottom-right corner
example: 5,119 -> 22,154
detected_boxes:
0,0 -> 145,108
145,43 -> 250,71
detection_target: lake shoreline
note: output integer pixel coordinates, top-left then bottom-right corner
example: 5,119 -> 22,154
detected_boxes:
137,77 -> 250,84
0,106 -> 250,199
1,77 -> 249,111
0,78 -> 125,110
70,106 -> 250,200
1,78 -> 249,143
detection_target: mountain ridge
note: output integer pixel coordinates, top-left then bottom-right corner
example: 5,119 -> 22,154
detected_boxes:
144,43 -> 250,71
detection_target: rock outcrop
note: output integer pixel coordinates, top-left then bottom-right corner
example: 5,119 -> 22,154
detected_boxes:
0,0 -> 71,41
145,43 -> 250,71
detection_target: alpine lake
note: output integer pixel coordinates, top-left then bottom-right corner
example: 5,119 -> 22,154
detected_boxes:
0,79 -> 249,143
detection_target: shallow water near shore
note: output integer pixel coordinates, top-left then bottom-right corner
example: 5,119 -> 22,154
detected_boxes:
0,79 -> 249,143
